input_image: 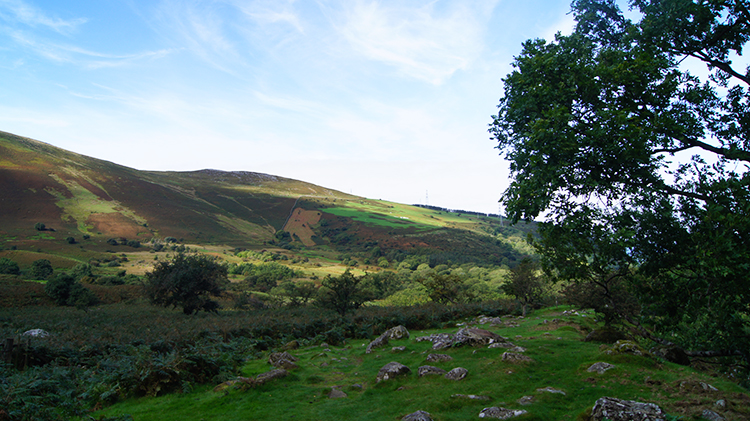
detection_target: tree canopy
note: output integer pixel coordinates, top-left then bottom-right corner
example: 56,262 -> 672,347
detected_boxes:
491,0 -> 749,366
145,253 -> 227,315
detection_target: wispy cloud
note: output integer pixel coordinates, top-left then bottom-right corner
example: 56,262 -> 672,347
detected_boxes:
0,0 -> 86,34
330,0 -> 498,85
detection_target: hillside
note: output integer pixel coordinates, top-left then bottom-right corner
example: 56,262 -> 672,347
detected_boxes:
0,130 -> 532,266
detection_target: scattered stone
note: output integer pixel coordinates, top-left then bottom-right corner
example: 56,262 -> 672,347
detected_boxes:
591,397 -> 664,421
517,396 -> 534,406
392,346 -> 406,353
536,386 -> 565,395
454,328 -> 507,347
679,380 -> 719,393
426,353 -> 453,363
402,410 -> 433,421
22,329 -> 49,338
477,316 -> 504,325
701,409 -> 724,421
584,328 -> 627,344
367,326 -> 411,353
328,388 -> 348,399
478,407 -> 528,419
452,394 -> 491,401
509,346 -> 526,353
376,362 -> 411,382
650,345 -> 690,366
418,365 -> 447,377
255,369 -> 288,385
268,352 -> 299,370
502,352 -> 534,364
415,333 -> 455,350
587,362 -> 615,374
488,342 -> 516,349
445,367 -> 468,381
715,399 -> 727,409
605,340 -> 650,357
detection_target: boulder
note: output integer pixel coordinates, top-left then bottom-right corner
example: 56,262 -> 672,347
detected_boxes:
402,410 -> 433,421
426,353 -> 453,363
392,346 -> 406,353
517,396 -> 534,406
587,362 -> 615,374
702,409 -> 724,421
591,397 -> 665,421
418,365 -> 447,377
282,340 -> 300,350
415,333 -> 454,350
502,352 -> 534,364
22,329 -> 49,338
445,367 -> 468,381
376,362 -> 411,382
328,388 -> 348,399
478,407 -> 528,419
213,376 -> 254,392
367,326 -> 410,354
268,352 -> 299,370
452,394 -> 491,401
255,368 -> 288,385
454,327 -> 507,347
606,340 -> 649,357
536,386 -> 565,395
488,342 -> 516,349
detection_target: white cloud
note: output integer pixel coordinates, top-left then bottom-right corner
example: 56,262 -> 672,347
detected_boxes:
0,0 -> 86,34
330,0 -> 497,85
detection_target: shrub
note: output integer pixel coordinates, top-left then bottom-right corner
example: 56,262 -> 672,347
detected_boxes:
29,259 -> 54,280
65,236 -> 76,244
0,257 -> 20,275
34,222 -> 45,231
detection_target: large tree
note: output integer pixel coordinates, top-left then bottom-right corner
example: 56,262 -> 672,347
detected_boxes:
491,0 -> 749,366
145,253 -> 227,315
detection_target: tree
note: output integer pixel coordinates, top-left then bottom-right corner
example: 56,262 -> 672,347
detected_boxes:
44,273 -> 96,310
145,252 -> 227,315
30,259 -> 54,280
317,269 -> 373,316
34,222 -> 45,231
0,258 -> 20,275
502,258 -> 544,316
417,273 -> 474,305
490,0 -> 750,364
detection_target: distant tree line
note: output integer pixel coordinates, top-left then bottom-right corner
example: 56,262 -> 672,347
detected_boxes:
412,204 -> 502,218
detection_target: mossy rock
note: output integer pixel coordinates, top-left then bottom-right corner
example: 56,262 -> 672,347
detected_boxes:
584,327 -> 627,344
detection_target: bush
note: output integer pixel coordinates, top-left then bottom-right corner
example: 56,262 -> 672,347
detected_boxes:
34,222 -> 45,231
66,236 -> 76,244
0,257 -> 20,275
29,259 -> 54,280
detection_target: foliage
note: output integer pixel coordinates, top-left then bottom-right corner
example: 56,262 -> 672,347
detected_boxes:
417,273 -> 475,305
490,0 -> 750,360
269,280 -> 318,307
30,259 -> 54,280
317,269 -> 374,316
242,262 -> 297,292
43,273 -> 97,310
501,258 -> 544,316
145,253 -> 227,315
0,257 -> 20,275
34,222 -> 45,231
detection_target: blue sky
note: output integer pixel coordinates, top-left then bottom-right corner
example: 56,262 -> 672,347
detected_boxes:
0,0 -> 576,214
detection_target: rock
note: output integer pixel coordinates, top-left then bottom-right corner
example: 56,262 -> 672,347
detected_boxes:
255,369 -> 288,385
366,326 -> 411,354
715,399 -> 727,409
392,346 -> 406,353
488,342 -> 516,349
328,388 -> 348,399
502,352 -> 534,363
587,362 -> 615,374
376,362 -> 411,382
517,396 -> 534,405
477,316 -> 504,325
454,328 -> 507,347
268,352 -> 299,370
416,333 -> 455,350
22,329 -> 49,338
452,394 -> 491,401
536,386 -> 565,395
426,353 -> 453,363
679,380 -> 718,393
212,376 -> 254,392
509,346 -> 526,353
402,410 -> 433,421
701,409 -> 724,421
605,340 -> 650,357
445,367 -> 468,381
418,365 -> 447,377
591,397 -> 665,421
282,340 -> 300,350
650,345 -> 690,366
478,407 -> 528,419
584,328 -> 626,343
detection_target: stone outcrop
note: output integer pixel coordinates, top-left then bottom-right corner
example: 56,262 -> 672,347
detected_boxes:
415,333 -> 454,350
454,328 -> 507,347
402,410 -> 433,421
591,397 -> 665,421
425,353 -> 453,363
328,387 -> 348,399
268,352 -> 299,370
445,367 -> 468,381
587,362 -> 615,374
255,368 -> 288,385
452,394 -> 491,401
377,361 -> 411,382
605,340 -> 650,357
502,352 -> 534,364
478,407 -> 528,419
536,386 -> 565,395
367,326 -> 410,354
418,365 -> 447,377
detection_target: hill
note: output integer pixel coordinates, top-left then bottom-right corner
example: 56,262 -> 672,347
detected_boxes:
0,130 -> 532,267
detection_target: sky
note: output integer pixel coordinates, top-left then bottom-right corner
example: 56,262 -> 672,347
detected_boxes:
0,0 -> 577,215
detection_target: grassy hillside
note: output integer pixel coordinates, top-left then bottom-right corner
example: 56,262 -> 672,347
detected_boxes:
0,130 -> 533,269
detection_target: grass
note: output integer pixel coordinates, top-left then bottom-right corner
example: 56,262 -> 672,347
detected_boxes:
92,307 -> 750,421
